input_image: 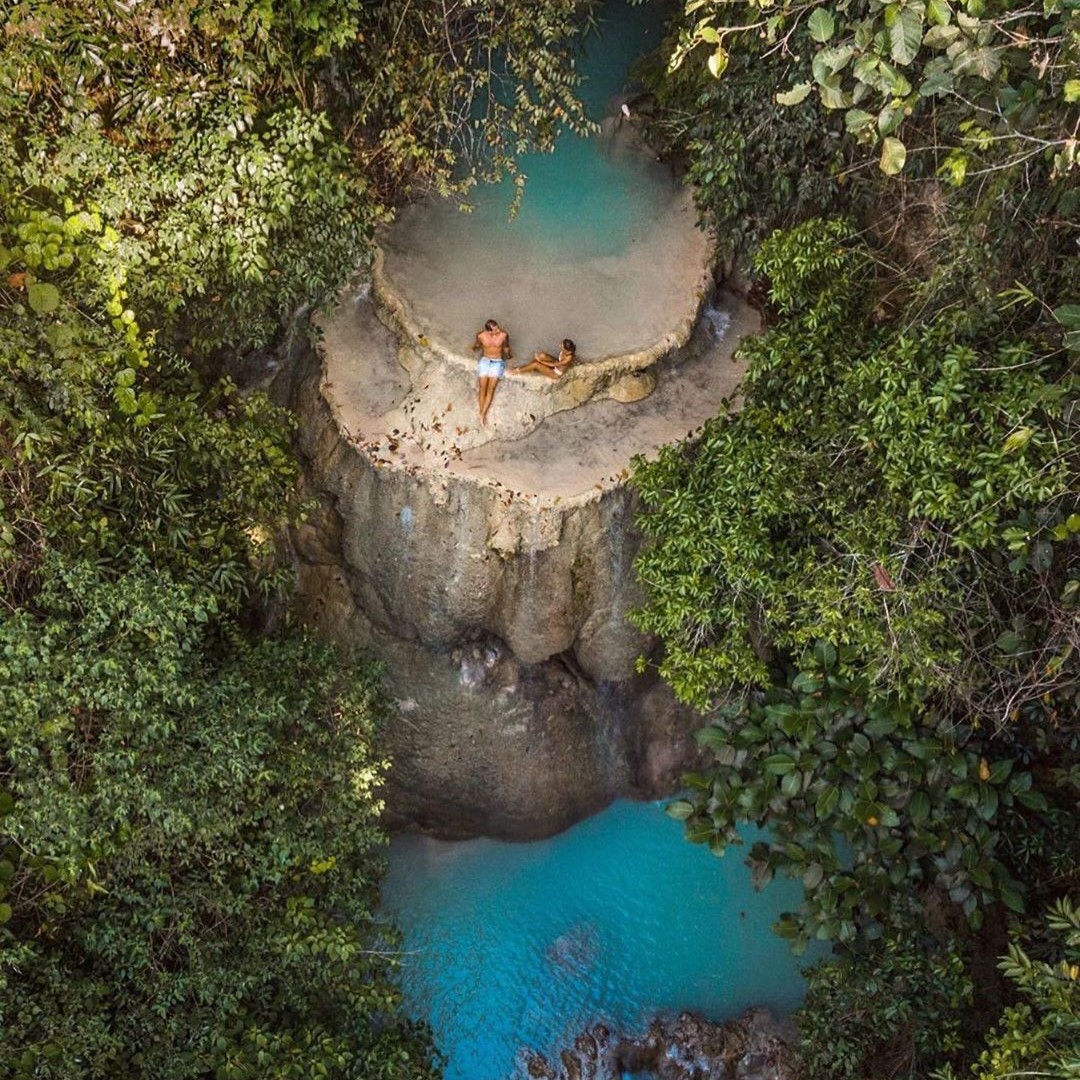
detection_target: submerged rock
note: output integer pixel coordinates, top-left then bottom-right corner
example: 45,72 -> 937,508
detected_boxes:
523,1008 -> 799,1080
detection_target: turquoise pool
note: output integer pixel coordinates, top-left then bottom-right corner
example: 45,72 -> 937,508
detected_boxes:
378,0 -> 708,365
381,800 -> 815,1080
460,0 -> 675,259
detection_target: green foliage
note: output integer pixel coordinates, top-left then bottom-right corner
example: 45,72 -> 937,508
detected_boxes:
0,193 -> 299,609
638,7 -> 1078,1075
799,905 -> 974,1080
934,899 -> 1080,1080
670,0 -> 1079,179
642,36 -> 848,254
669,647 -> 1038,951
632,220 -> 1077,715
0,561 -> 437,1080
970,898 -> 1080,1080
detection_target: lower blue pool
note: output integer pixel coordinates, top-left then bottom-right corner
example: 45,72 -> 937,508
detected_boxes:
380,799 -> 816,1079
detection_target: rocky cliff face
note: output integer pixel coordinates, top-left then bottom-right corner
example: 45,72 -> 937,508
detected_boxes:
285,341 -> 708,839
278,238 -> 755,839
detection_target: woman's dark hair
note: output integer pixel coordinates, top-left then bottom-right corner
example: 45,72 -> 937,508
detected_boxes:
562,339 -> 576,353
484,319 -> 499,331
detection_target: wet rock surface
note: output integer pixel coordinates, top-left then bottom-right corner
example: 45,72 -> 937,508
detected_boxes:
284,341 -> 712,839
522,1008 -> 800,1080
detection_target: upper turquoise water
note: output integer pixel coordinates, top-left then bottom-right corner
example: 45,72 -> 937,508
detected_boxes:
381,800 -> 815,1080
457,0 -> 675,259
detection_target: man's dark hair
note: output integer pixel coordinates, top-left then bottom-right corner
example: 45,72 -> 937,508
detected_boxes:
562,339 -> 576,353
484,319 -> 499,331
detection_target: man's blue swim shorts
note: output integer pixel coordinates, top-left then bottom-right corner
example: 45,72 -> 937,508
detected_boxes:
477,358 -> 506,379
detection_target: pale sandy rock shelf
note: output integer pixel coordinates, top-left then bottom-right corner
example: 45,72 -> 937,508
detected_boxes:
317,279 -> 756,507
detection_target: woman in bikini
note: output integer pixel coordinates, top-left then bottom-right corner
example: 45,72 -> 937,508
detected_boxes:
510,338 -> 576,379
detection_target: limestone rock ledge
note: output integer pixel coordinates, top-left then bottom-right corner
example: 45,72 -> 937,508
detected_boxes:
523,1008 -> 800,1080
284,341 -> 707,840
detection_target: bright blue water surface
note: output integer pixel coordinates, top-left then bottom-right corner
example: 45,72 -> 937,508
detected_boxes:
381,800 -> 815,1080
457,1 -> 674,259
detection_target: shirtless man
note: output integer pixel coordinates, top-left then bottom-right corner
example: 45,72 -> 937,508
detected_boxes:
511,339 -> 576,380
471,318 -> 512,425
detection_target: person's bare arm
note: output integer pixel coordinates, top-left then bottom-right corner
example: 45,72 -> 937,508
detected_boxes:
471,333 -> 483,352
501,334 -> 513,360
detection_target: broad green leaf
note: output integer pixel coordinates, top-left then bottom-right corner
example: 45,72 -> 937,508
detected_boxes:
792,671 -> 825,693
853,54 -> 880,87
686,820 -> 716,844
1053,306 -> 1080,350
115,386 -> 139,414
776,81 -> 813,106
908,790 -> 931,824
1015,788 -> 1049,811
863,715 -> 898,737
952,44 -> 1000,80
816,784 -> 840,819
707,46 -> 729,78
666,799 -> 695,820
888,5 -> 923,65
878,104 -> 904,136
844,108 -> 876,136
1066,80 -> 1080,104
904,738 -> 940,760
927,0 -> 952,25
999,881 -> 1024,913
920,56 -> 956,95
878,59 -> 913,96
923,23 -> 959,47
880,136 -> 907,174
807,8 -> 836,42
818,75 -> 853,109
28,282 -> 61,314
813,44 -> 854,84
763,752 -> 796,776
696,726 -> 731,753
977,785 -> 999,821
813,640 -> 838,669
